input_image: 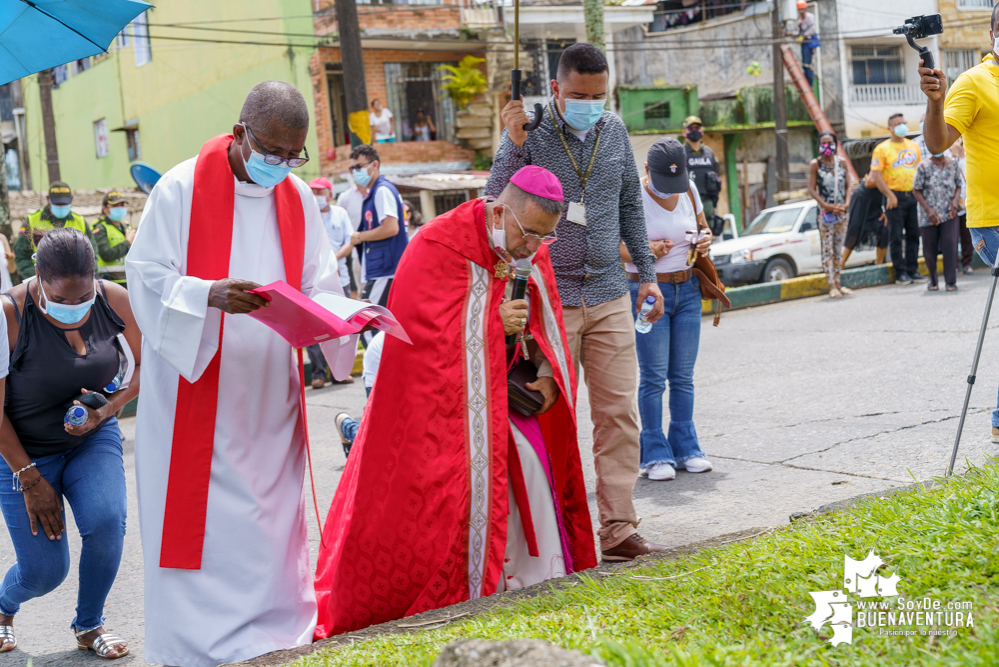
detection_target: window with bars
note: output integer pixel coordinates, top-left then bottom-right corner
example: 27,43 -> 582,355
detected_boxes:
850,45 -> 904,85
944,49 -> 978,86
383,62 -> 457,143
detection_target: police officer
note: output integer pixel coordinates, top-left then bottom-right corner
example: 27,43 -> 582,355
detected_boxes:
15,181 -> 97,280
92,190 -> 136,287
682,116 -> 723,235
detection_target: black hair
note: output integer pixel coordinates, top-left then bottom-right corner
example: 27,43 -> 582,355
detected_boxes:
35,228 -> 95,282
818,131 -> 836,143
350,144 -> 380,164
993,4 -> 999,32
888,113 -> 904,125
556,43 -> 609,80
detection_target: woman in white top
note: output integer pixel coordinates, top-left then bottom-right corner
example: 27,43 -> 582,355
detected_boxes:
620,137 -> 713,482
369,99 -> 395,143
411,109 -> 435,142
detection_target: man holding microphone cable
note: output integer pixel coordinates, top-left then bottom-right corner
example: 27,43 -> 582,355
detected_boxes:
920,5 -> 999,443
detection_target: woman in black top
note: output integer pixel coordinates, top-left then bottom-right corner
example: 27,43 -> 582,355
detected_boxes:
0,228 -> 141,658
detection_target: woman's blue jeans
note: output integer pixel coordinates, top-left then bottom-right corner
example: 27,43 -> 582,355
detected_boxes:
0,419 -> 126,633
969,227 -> 999,428
630,278 -> 705,468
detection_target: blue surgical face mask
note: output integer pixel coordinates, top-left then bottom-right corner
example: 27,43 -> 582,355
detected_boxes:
240,132 -> 292,188
50,204 -> 71,219
919,121 -> 925,133
645,175 -> 674,200
352,166 -> 373,187
37,276 -> 96,325
893,123 -> 910,138
108,206 -> 127,222
933,152 -> 946,158
561,97 -> 606,132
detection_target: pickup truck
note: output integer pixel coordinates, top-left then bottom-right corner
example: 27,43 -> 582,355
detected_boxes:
709,200 -> 877,287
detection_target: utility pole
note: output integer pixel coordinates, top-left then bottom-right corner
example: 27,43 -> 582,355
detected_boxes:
583,0 -> 606,52
771,7 -> 789,194
38,69 -> 60,184
334,0 -> 371,147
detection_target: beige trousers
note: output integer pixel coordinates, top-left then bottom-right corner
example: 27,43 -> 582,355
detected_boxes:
561,293 -> 640,550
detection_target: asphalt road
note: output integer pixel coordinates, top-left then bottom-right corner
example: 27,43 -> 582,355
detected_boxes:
4,271 -> 999,665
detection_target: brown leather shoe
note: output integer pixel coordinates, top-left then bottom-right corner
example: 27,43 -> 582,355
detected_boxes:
311,378 -> 325,389
601,533 -> 667,562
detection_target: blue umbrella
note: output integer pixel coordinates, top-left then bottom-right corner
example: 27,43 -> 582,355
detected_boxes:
0,0 -> 152,85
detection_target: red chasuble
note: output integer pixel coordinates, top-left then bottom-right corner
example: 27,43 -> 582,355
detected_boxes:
313,199 -> 596,638
158,133 -> 305,570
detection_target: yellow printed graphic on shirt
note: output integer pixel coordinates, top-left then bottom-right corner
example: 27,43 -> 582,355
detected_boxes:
870,138 -> 920,192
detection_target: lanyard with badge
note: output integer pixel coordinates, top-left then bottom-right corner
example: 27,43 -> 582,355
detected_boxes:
549,101 -> 602,226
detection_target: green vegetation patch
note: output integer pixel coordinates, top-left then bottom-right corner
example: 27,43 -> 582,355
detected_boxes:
296,460 -> 999,666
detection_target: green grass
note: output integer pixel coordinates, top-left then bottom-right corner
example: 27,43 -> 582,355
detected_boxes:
295,460 -> 999,667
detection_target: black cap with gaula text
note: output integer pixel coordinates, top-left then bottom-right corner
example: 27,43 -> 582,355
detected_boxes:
646,138 -> 689,196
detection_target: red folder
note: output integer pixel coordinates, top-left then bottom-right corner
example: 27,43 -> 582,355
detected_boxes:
247,281 -> 411,347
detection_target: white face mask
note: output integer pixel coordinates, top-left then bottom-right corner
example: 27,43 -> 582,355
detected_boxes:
315,195 -> 328,209
490,203 -> 536,264
993,35 -> 998,58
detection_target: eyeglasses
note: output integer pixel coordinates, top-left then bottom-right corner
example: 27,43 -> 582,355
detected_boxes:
349,161 -> 374,171
513,217 -> 557,245
243,124 -> 310,168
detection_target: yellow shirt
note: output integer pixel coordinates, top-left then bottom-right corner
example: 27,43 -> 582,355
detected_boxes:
870,138 -> 920,192
944,54 -> 999,227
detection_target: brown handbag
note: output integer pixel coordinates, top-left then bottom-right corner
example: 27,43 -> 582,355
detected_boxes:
685,190 -> 731,326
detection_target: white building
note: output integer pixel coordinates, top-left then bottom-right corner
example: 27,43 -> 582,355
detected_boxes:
831,0 -> 941,138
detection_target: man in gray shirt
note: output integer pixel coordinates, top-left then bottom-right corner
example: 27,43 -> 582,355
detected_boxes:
486,43 -> 666,563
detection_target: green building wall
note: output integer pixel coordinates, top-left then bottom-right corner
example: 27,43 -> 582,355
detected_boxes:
22,0 -> 321,192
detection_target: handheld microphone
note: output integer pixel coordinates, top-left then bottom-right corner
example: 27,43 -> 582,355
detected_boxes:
506,259 -> 533,346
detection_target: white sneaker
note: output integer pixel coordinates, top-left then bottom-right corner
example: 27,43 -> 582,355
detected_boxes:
646,462 -> 676,481
677,457 -> 713,473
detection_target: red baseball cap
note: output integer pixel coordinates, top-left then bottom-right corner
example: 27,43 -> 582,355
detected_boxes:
309,177 -> 333,191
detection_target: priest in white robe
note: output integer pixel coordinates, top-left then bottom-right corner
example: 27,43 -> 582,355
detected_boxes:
126,82 -> 356,667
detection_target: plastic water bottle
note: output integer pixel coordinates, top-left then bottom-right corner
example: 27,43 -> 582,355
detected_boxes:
635,296 -> 655,334
65,405 -> 88,426
104,352 -> 128,393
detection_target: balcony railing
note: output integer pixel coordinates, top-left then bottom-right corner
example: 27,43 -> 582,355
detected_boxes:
848,84 -> 923,106
957,0 -> 993,10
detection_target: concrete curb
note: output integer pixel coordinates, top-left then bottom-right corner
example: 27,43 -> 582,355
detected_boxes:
701,254 -> 986,316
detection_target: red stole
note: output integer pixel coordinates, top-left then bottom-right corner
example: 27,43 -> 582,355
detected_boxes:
159,133 -> 305,569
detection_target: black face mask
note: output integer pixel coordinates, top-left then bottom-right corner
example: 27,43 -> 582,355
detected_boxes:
686,129 -> 703,142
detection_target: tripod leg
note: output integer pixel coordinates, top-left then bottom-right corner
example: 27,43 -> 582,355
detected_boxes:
948,246 -> 999,476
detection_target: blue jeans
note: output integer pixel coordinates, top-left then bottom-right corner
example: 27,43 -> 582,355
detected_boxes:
0,419 -> 126,632
630,279 -> 705,468
969,227 -> 999,427
341,387 -> 372,443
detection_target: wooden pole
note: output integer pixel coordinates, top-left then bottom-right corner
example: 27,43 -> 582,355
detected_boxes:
38,70 -> 60,184
770,8 -> 789,195
335,0 -> 371,147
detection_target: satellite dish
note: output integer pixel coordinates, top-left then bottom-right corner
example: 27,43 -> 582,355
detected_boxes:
130,162 -> 163,194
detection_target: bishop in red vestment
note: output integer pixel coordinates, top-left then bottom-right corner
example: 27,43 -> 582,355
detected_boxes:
313,166 -> 597,637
